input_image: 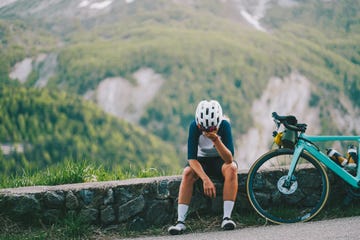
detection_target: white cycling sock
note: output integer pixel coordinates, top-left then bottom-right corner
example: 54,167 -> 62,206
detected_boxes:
223,200 -> 234,219
177,204 -> 189,222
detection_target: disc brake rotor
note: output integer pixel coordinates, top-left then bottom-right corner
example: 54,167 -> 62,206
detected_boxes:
277,175 -> 298,194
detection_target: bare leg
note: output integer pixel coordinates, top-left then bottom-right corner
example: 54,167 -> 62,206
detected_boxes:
221,162 -> 238,230
222,162 -> 238,201
168,167 -> 198,235
178,166 -> 199,204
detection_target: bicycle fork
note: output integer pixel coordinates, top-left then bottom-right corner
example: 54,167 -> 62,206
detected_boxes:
282,146 -> 304,191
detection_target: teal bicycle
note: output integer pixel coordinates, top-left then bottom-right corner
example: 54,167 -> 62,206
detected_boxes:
246,112 -> 360,224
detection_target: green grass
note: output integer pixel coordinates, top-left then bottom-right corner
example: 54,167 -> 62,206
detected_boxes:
1,161 -> 360,239
0,159 -> 167,189
0,160 -> 169,239
0,212 -> 92,240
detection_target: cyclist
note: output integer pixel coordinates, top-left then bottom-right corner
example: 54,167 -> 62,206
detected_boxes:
168,100 -> 238,235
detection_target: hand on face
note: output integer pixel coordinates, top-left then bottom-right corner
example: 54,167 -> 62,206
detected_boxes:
203,130 -> 218,142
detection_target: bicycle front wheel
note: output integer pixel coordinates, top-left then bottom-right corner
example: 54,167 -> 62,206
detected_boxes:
246,148 -> 329,224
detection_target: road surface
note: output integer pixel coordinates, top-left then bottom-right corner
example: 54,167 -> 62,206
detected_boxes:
117,216 -> 360,240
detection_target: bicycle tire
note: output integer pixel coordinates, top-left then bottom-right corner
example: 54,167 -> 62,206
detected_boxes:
246,148 -> 329,224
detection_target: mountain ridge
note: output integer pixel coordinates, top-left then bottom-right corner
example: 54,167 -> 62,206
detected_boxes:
1,0 -> 359,173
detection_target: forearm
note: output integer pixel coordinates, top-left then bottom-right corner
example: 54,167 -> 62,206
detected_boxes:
188,159 -> 210,181
189,159 -> 216,198
213,136 -> 233,164
203,130 -> 233,163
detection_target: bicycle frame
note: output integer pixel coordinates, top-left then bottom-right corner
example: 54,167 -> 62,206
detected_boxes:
288,134 -> 360,189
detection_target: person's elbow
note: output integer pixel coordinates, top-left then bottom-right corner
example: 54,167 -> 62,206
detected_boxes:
223,152 -> 234,164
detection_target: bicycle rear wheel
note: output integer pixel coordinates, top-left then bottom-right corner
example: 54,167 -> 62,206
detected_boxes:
246,148 -> 329,224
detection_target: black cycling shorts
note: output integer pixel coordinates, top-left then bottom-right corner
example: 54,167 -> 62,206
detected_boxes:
186,157 -> 233,180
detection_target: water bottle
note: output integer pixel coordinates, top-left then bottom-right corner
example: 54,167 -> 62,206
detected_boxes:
327,148 -> 348,167
347,145 -> 358,168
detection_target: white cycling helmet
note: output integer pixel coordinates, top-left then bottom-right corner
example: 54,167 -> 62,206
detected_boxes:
195,100 -> 223,131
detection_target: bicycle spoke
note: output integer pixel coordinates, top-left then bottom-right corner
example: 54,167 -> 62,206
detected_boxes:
247,148 -> 329,224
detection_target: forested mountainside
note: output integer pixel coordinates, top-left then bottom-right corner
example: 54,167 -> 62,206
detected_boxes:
0,86 -> 180,174
0,0 -> 359,174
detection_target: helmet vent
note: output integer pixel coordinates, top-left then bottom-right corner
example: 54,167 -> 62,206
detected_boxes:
195,100 -> 223,130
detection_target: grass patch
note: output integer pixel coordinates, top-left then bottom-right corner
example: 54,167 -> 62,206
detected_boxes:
0,160 -> 167,189
0,212 -> 91,240
1,161 -> 360,239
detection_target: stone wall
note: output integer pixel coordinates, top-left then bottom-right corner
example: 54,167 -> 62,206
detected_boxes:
0,171 -> 349,231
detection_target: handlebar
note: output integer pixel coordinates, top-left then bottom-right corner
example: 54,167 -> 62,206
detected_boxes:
272,112 -> 307,133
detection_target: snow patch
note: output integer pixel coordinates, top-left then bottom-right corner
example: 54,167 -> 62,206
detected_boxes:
240,10 -> 267,32
90,0 -> 112,9
78,0 -> 134,9
78,0 -> 113,10
78,0 -> 90,8
0,0 -> 18,9
234,0 -> 270,32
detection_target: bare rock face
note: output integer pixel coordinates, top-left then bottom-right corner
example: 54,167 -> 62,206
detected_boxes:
95,68 -> 164,123
236,72 -> 321,170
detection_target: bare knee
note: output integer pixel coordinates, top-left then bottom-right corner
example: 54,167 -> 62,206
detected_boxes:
222,162 -> 238,180
182,166 -> 198,184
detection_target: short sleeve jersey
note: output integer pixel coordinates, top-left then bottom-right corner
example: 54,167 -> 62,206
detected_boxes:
187,119 -> 234,160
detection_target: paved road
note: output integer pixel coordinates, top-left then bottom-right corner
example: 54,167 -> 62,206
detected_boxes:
118,216 -> 360,240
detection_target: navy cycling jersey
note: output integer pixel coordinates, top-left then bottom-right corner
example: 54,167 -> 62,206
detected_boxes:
187,119 -> 234,160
